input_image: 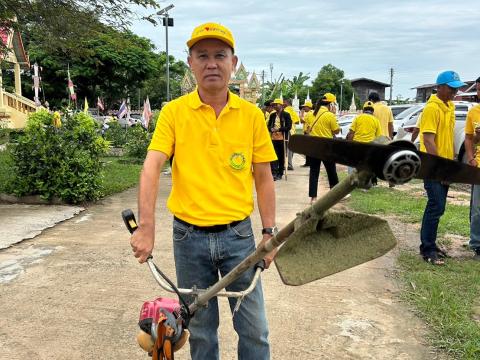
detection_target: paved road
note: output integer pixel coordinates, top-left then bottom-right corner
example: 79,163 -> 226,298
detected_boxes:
0,156 -> 438,359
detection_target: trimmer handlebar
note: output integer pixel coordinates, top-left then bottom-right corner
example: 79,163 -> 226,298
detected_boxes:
122,209 -> 264,299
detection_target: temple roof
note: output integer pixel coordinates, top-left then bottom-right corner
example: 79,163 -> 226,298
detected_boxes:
0,27 -> 30,68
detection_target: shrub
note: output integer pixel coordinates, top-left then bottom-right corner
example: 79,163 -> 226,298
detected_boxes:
103,120 -> 128,147
124,124 -> 151,159
9,110 -> 110,203
0,120 -> 9,144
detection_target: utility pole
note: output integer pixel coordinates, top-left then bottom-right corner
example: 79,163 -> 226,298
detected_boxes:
157,4 -> 175,102
269,63 -> 273,83
339,79 -> 344,112
389,68 -> 394,105
261,70 -> 265,104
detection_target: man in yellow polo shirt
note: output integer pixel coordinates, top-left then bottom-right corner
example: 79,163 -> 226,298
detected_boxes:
418,70 -> 465,265
368,92 -> 394,138
308,93 -> 340,203
130,22 -> 277,359
464,76 -> 480,261
300,100 -> 314,167
347,101 -> 381,143
283,98 -> 300,170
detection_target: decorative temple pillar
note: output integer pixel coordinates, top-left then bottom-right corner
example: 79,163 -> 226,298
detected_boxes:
14,63 -> 21,96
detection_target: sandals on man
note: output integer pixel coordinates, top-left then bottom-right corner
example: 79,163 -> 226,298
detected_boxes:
422,254 -> 445,266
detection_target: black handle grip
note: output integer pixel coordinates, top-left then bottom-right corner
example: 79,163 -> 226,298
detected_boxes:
122,209 -> 138,234
255,260 -> 266,271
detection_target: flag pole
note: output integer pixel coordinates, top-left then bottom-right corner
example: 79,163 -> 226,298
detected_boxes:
67,63 -> 71,109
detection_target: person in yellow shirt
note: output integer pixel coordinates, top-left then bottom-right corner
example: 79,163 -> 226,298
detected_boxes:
308,93 -> 340,203
129,22 -> 277,359
283,98 -> 300,170
418,70 -> 465,265
369,92 -> 394,138
347,101 -> 381,143
346,101 -> 382,186
464,76 -> 480,261
300,100 -> 314,167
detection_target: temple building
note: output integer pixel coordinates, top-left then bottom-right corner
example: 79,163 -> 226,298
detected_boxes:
0,19 -> 38,128
181,62 -> 261,104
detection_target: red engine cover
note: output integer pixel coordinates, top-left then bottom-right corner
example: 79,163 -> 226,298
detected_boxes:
139,297 -> 180,323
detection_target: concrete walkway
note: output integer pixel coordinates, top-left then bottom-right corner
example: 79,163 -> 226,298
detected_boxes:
0,204 -> 83,250
0,155 -> 439,359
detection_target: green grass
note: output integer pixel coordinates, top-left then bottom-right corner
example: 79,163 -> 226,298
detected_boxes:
346,183 -> 479,359
348,186 -> 470,237
100,157 -> 143,197
399,252 -> 480,359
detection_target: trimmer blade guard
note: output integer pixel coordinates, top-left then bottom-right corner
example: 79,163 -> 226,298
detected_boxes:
274,210 -> 396,286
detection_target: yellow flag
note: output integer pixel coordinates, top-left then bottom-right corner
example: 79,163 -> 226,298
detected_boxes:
52,111 -> 62,128
84,97 -> 89,113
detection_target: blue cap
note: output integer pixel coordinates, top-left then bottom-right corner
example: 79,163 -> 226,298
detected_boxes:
436,70 -> 466,88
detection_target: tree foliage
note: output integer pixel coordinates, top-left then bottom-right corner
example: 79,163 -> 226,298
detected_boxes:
263,72 -> 311,103
310,64 -> 358,110
15,23 -> 187,110
1,0 -> 159,55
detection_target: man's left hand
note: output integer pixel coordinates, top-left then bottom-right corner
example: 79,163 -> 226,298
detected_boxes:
259,234 -> 278,269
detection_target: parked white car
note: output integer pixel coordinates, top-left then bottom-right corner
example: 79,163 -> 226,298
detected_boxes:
392,104 -> 425,137
390,104 -> 417,118
336,113 -> 358,139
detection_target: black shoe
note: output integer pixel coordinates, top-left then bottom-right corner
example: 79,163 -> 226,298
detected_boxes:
287,166 -> 294,170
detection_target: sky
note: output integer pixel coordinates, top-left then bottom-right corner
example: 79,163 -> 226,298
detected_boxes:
131,0 -> 479,101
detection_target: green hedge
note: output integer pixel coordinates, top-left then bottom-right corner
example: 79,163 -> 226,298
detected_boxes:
8,110 -> 109,203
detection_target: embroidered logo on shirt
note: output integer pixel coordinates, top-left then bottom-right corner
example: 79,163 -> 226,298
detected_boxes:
229,152 -> 246,170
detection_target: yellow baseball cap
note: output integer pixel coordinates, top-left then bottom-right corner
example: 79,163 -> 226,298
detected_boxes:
187,22 -> 235,49
322,93 -> 337,103
363,101 -> 375,110
302,100 -> 313,108
272,98 -> 284,105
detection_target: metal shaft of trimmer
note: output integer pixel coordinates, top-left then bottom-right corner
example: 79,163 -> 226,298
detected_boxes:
188,170 -> 372,314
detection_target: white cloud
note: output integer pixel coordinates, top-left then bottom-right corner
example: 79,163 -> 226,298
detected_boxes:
131,0 -> 480,100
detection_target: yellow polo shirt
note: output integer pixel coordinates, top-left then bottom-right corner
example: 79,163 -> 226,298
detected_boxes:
310,107 -> 339,138
303,110 -> 314,132
373,102 -> 394,137
149,90 -> 277,226
284,106 -> 300,135
419,94 -> 455,159
350,113 -> 381,143
464,104 -> 480,164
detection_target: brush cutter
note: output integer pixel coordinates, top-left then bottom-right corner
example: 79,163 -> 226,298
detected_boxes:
123,135 -> 480,357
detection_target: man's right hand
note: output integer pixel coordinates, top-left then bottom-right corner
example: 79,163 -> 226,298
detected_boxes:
130,226 -> 155,263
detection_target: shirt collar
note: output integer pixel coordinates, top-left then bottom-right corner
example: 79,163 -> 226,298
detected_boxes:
188,88 -> 241,110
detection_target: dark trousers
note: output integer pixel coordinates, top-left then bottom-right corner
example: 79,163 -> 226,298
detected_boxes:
308,157 -> 339,197
271,140 -> 285,177
420,180 -> 449,257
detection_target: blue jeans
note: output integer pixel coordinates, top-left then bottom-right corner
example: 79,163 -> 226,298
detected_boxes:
420,180 -> 449,257
470,184 -> 480,251
172,217 -> 270,360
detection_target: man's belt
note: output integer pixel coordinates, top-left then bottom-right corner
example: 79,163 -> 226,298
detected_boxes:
173,216 -> 246,233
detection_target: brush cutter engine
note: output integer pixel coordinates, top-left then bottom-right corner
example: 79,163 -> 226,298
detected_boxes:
137,297 -> 190,360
